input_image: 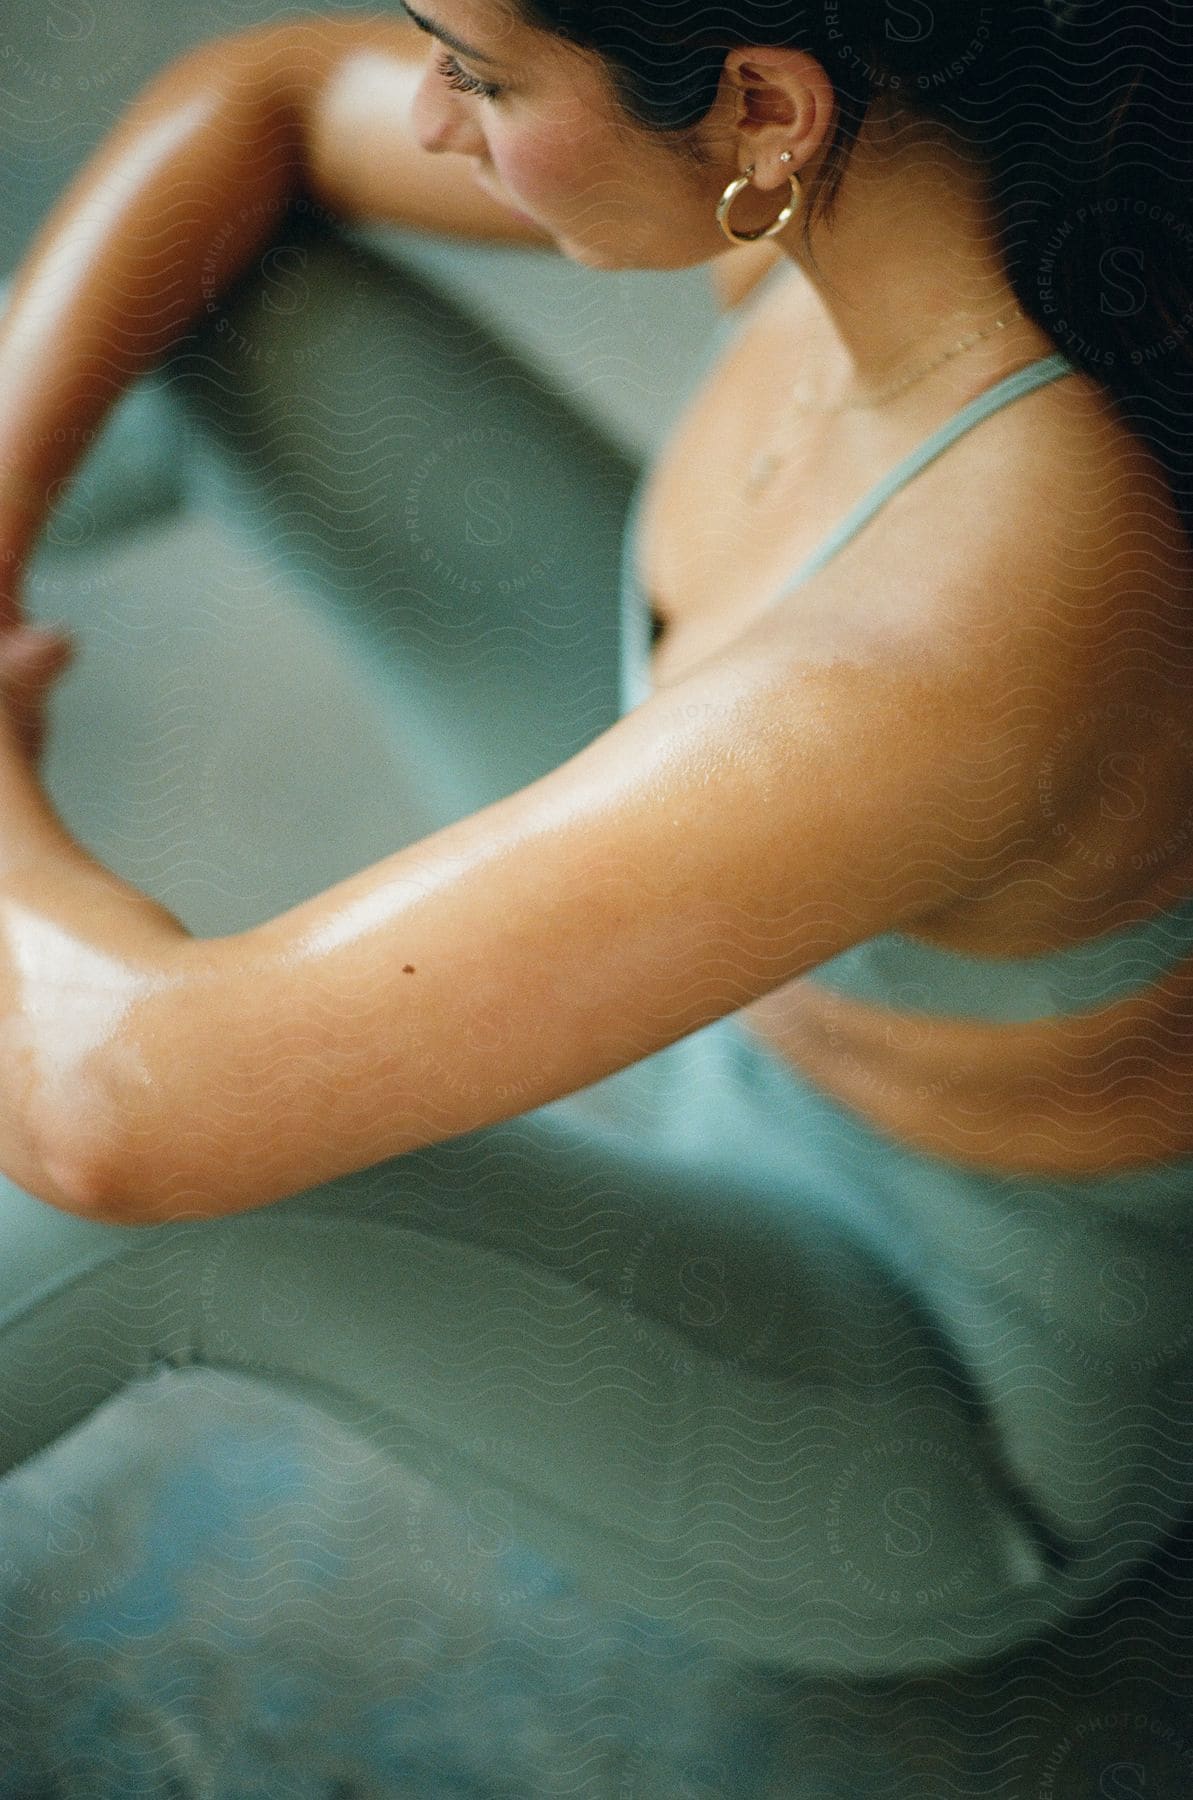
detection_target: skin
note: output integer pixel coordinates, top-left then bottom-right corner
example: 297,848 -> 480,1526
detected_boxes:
404,0 -> 1059,377
1,4 -> 1190,1223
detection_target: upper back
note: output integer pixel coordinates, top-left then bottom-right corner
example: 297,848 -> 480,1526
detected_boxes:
630,254 -> 1193,991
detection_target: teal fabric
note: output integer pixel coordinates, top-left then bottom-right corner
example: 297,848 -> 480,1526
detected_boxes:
0,1362 -> 783,1797
1,217 -> 1192,1788
793,893 -> 1193,1023
766,352 -> 1078,598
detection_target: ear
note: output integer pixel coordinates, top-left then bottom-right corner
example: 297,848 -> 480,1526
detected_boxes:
722,43 -> 838,190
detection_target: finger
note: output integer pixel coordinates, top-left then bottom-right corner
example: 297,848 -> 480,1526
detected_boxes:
0,628 -> 75,685
2,677 -> 50,766
8,624 -> 74,656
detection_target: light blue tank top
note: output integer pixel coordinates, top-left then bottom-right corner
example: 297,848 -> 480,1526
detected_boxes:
618,265 -> 1193,1024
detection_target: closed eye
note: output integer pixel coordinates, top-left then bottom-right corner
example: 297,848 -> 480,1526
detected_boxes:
435,47 -> 502,101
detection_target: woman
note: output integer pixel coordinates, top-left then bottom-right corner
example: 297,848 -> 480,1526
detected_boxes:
0,0 -> 1192,1720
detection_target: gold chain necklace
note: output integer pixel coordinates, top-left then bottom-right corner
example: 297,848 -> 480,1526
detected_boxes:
743,303 -> 1026,503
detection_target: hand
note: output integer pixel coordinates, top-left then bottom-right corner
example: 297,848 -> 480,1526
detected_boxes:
0,622 -> 76,767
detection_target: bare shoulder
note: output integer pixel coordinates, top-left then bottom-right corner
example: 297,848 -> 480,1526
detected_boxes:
813,364 -> 1193,934
870,360 -> 1191,663
1025,374 -> 1189,672
751,356 -> 1193,816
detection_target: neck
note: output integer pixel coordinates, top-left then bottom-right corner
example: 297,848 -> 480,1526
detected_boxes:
773,107 -> 1058,409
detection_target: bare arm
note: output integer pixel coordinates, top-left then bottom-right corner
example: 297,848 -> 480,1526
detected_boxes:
0,10 -> 567,1208
70,528 -> 1067,1227
0,11 -> 555,606
0,294 -> 1095,1223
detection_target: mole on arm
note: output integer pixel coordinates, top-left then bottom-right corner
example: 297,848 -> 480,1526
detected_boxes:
402,965 -> 416,974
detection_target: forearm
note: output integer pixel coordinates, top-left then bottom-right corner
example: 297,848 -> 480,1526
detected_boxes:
0,29 -> 316,586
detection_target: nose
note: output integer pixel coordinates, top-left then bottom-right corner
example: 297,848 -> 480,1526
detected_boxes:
409,52 -> 486,158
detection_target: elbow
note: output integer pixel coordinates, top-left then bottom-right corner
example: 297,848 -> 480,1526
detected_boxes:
37,1133 -> 207,1230
44,1101 -> 224,1231
40,1150 -> 131,1227
33,1100 -> 143,1228
15,927 -> 206,1228
39,1114 -> 214,1230
29,1052 -> 173,1229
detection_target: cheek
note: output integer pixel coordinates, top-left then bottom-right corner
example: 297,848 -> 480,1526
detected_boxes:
489,126 -> 578,208
489,96 -> 615,214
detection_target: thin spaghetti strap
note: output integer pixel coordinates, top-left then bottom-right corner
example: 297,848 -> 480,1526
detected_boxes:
768,352 -> 1078,606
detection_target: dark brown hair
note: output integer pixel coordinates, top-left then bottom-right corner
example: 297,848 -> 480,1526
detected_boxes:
511,0 -> 1193,543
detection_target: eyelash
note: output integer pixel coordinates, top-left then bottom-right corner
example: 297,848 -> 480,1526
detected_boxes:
435,48 -> 502,101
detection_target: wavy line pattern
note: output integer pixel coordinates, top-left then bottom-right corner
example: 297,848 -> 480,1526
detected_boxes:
2,9 -> 1193,1787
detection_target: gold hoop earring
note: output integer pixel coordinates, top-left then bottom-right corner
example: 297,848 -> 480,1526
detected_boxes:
716,162 -> 803,246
